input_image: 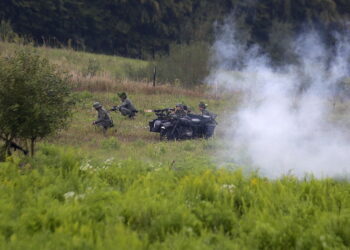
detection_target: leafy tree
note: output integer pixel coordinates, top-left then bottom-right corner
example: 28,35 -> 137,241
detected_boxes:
0,49 -> 73,158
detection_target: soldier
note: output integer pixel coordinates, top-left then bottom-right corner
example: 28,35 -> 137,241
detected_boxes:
173,103 -> 187,118
92,102 -> 113,134
198,101 -> 217,138
111,92 -> 138,119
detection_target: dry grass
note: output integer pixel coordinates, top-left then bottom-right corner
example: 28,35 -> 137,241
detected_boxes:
70,72 -> 215,98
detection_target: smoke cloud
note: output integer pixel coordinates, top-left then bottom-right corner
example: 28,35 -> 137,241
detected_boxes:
207,21 -> 350,178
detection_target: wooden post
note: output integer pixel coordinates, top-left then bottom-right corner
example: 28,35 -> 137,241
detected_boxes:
153,66 -> 157,87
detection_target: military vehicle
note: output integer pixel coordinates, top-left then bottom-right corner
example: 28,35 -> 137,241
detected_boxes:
148,108 -> 216,140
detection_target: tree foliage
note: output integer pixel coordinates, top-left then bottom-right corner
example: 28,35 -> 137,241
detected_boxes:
0,49 -> 73,157
1,0 -> 349,58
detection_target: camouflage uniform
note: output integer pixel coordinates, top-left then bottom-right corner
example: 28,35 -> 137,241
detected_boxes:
93,102 -> 113,130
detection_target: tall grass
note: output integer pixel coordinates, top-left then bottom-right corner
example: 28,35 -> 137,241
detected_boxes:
69,74 -> 213,97
0,41 -> 148,79
0,145 -> 349,249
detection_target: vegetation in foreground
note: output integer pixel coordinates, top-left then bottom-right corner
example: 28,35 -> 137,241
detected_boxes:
0,145 -> 349,250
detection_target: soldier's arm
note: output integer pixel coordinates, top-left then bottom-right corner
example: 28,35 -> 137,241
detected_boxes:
119,99 -> 129,108
94,110 -> 106,124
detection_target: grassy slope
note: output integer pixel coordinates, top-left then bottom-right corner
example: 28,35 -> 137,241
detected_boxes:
0,41 -> 148,78
0,42 -> 350,249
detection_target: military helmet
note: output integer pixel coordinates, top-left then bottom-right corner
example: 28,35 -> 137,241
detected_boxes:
93,102 -> 102,109
198,101 -> 207,109
118,92 -> 127,99
175,103 -> 184,109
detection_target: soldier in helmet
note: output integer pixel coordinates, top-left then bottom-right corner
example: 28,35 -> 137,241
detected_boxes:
111,92 -> 138,119
198,101 -> 217,138
172,103 -> 187,118
92,102 -> 113,134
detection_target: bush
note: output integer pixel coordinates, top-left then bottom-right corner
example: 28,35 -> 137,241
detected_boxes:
0,49 -> 73,157
155,41 -> 210,87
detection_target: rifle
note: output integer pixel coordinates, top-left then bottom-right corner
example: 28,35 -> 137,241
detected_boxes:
145,108 -> 175,118
145,108 -> 174,113
109,105 -> 120,112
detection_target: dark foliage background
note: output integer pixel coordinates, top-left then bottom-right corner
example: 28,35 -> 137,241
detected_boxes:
1,0 -> 349,59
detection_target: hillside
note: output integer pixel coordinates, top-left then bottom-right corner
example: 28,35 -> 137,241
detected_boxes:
0,41 -> 148,79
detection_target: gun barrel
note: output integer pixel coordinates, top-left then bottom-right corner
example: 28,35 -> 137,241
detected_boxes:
153,108 -> 174,112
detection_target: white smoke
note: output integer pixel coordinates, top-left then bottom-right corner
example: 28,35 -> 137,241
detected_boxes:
208,21 -> 350,178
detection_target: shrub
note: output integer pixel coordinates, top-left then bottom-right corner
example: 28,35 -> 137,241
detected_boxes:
0,49 -> 73,157
155,41 -> 210,87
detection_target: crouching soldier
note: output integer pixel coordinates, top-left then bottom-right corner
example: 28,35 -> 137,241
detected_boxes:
111,92 -> 138,119
92,102 -> 113,134
199,102 -> 217,138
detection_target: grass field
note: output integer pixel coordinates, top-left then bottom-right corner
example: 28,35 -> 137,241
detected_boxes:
0,41 -> 148,79
0,42 -> 350,249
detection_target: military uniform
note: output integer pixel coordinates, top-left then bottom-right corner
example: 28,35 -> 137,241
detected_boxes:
116,92 -> 138,118
172,104 -> 187,118
93,102 -> 113,131
199,102 -> 217,138
119,98 -> 137,117
174,109 -> 187,118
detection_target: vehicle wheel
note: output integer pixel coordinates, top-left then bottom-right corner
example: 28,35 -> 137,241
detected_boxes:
160,131 -> 166,141
166,129 -> 178,141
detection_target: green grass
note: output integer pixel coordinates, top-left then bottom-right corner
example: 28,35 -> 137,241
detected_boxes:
47,90 -> 226,163
0,41 -> 148,78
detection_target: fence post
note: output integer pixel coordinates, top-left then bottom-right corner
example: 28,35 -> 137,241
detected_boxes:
153,66 -> 157,87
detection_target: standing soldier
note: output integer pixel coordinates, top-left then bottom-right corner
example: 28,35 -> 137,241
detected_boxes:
198,101 -> 217,138
92,102 -> 113,134
111,92 -> 138,119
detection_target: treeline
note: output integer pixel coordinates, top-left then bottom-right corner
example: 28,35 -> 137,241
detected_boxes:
1,0 -> 350,59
